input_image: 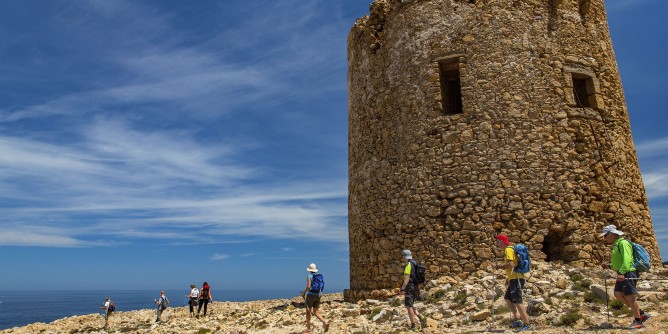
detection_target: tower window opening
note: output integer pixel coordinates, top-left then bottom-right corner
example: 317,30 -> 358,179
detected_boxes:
578,0 -> 590,20
572,76 -> 591,108
438,60 -> 463,115
572,73 -> 596,108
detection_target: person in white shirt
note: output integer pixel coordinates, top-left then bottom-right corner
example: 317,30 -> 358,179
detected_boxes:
100,297 -> 113,328
186,284 -> 200,317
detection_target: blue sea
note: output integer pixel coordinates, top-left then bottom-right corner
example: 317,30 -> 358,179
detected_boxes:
0,289 -> 298,330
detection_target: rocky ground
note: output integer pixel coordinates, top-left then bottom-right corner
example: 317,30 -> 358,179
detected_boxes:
2,261 -> 667,334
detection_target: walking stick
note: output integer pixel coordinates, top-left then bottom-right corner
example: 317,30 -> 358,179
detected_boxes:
603,271 -> 610,324
488,277 -> 496,322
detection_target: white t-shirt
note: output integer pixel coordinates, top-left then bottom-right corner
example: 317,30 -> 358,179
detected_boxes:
104,301 -> 110,309
190,288 -> 200,298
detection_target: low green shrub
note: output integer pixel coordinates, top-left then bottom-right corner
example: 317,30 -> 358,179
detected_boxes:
560,310 -> 582,326
425,289 -> 448,304
569,273 -> 585,282
454,291 -> 467,305
494,305 -> 510,315
609,299 -> 625,310
583,291 -> 604,304
571,279 -> 592,292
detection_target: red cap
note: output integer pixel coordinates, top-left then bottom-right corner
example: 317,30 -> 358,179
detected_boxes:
496,234 -> 510,245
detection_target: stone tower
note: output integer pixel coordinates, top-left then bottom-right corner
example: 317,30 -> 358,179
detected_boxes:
346,0 -> 662,300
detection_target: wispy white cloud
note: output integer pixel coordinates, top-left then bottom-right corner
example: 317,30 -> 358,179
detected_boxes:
637,136 -> 668,200
0,119 -> 347,247
210,253 -> 230,261
0,0 -> 346,124
637,137 -> 668,257
636,137 -> 668,158
643,171 -> 668,199
282,248 -> 294,252
0,1 -> 350,248
0,228 -> 112,248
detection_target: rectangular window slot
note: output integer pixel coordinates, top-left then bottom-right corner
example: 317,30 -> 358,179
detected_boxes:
579,0 -> 590,20
438,60 -> 463,115
572,76 -> 590,108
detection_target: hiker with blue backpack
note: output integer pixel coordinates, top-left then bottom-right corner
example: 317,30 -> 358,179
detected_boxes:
600,224 -> 651,329
492,234 -> 532,332
299,263 -> 329,334
399,249 -> 427,332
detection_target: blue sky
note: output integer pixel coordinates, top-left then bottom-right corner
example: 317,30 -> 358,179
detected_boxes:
0,0 -> 665,292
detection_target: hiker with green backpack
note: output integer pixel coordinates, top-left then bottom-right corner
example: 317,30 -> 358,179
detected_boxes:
299,263 -> 329,334
399,249 -> 426,332
600,224 -> 651,329
492,234 -> 532,332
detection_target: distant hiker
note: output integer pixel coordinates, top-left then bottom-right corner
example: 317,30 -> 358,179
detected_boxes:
600,225 -> 651,329
299,263 -> 329,334
186,284 -> 199,317
100,297 -> 114,328
197,282 -> 211,318
154,290 -> 169,322
399,250 -> 426,332
492,234 -> 532,331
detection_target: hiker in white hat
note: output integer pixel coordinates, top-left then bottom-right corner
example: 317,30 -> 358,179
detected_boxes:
600,224 -> 650,329
299,263 -> 328,333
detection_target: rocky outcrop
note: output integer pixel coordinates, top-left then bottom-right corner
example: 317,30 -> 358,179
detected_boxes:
3,262 -> 667,333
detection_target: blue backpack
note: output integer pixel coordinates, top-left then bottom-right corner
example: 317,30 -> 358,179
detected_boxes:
621,240 -> 651,273
309,274 -> 325,293
512,244 -> 531,274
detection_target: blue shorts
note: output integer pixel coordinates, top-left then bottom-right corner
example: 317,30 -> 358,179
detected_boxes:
614,271 -> 639,296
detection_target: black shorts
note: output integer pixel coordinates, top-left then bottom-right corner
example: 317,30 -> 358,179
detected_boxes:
305,294 -> 321,309
404,284 -> 420,308
614,271 -> 639,296
504,278 -> 525,304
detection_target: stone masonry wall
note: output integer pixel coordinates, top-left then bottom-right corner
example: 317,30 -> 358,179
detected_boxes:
346,0 -> 662,301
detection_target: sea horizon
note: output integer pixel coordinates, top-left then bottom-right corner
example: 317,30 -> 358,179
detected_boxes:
0,289 -> 342,330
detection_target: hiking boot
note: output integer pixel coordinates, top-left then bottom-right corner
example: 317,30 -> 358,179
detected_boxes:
640,313 -> 651,323
628,320 -> 644,329
516,324 -> 533,332
409,323 -> 419,332
510,319 -> 524,328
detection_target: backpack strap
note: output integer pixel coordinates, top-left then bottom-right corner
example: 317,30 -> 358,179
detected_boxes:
616,238 -> 636,271
408,259 -> 417,284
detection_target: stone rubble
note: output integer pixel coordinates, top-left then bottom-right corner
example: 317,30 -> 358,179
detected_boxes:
3,261 -> 667,333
